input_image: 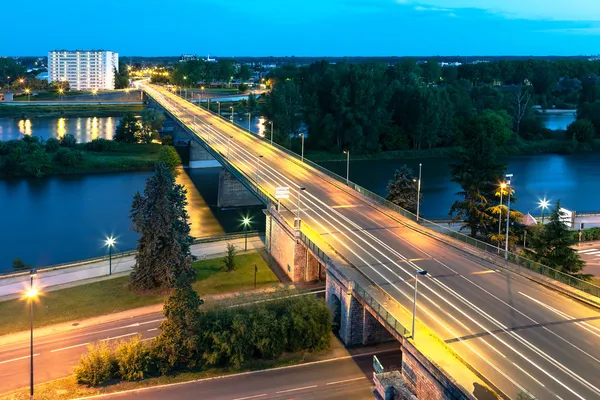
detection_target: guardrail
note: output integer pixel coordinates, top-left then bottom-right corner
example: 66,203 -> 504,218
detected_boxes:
154,86 -> 600,300
1,231 -> 262,278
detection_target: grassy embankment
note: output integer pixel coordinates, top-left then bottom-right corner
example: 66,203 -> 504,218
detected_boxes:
0,103 -> 144,118
0,252 -> 278,337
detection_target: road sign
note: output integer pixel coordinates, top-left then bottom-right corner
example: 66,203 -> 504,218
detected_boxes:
373,355 -> 384,374
275,186 -> 290,199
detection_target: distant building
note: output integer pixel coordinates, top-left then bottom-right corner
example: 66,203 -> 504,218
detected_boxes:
180,54 -> 198,62
48,50 -> 119,90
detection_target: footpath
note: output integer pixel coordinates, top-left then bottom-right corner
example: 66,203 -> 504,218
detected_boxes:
0,235 -> 265,301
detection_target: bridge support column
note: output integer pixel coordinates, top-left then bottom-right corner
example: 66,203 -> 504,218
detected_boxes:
363,309 -> 395,345
189,141 -> 221,169
217,169 -> 262,208
326,269 -> 365,346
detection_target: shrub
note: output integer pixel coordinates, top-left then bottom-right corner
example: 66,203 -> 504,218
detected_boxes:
222,243 -> 237,272
60,133 -> 77,147
158,145 -> 181,175
75,342 -> 117,386
12,258 -> 27,271
85,138 -> 118,152
161,135 -> 173,146
21,135 -> 41,145
238,83 -> 249,93
54,148 -> 85,167
115,336 -> 152,381
45,137 -> 60,152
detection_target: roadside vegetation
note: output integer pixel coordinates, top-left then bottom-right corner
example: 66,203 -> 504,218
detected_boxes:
0,104 -> 143,118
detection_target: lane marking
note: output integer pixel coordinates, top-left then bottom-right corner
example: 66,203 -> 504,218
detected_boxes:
0,354 -> 39,364
326,377 -> 366,385
231,395 -> 267,400
276,385 -> 318,394
577,248 -> 598,253
100,332 -> 138,342
51,342 -> 90,353
147,328 -> 158,332
512,362 -> 545,388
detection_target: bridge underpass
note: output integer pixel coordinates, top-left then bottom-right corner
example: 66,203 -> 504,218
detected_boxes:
141,83 -> 600,400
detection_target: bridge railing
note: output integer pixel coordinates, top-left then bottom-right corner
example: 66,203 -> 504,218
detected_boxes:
159,87 -> 600,300
354,283 -> 411,338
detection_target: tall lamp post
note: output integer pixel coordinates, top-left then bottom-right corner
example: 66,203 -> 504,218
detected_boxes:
217,101 -> 221,116
343,150 -> 350,185
230,106 -> 234,123
538,198 -> 549,224
295,187 -> 306,230
25,88 -> 31,102
300,133 -> 305,162
256,155 -> 263,183
105,237 -> 116,275
416,163 -> 422,222
498,182 -> 507,253
242,217 -> 251,251
412,269 -> 427,340
248,113 -> 251,133
269,121 -> 274,146
504,174 -> 513,260
26,269 -> 38,399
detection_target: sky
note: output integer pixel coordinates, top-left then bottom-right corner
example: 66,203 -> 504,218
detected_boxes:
3,0 -> 600,57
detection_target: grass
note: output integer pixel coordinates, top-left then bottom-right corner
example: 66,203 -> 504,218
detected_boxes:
0,252 -> 278,337
12,91 -> 93,101
0,104 -> 143,118
0,334 -> 343,400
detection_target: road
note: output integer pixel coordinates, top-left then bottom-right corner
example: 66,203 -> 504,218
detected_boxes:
143,83 -> 600,400
79,349 -> 402,400
577,241 -> 600,277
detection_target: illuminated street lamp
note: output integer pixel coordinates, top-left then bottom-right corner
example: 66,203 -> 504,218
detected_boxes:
412,163 -> 422,222
242,217 -> 252,251
412,270 -> 427,340
24,88 -> 31,102
58,88 -> 64,101
497,182 -> 507,253
217,101 -> 221,116
343,150 -> 350,185
230,106 -> 234,123
504,174 -> 513,260
105,237 -> 116,275
295,187 -> 306,229
25,269 -> 38,399
300,133 -> 305,162
269,121 -> 274,146
256,155 -> 264,183
248,112 -> 251,133
538,198 -> 550,224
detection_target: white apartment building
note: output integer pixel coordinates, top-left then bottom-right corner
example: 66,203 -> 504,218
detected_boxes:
48,50 -> 119,90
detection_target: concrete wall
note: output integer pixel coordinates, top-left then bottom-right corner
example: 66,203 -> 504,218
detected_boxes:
217,169 -> 262,208
189,140 -> 221,168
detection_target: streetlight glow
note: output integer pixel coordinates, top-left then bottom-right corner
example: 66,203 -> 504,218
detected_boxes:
26,288 -> 38,298
105,237 -> 116,247
538,198 -> 550,210
242,217 -> 251,226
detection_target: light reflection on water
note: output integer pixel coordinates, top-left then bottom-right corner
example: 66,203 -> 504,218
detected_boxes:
0,116 -> 122,142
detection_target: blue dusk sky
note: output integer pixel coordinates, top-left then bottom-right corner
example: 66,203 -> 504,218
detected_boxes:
3,0 -> 600,56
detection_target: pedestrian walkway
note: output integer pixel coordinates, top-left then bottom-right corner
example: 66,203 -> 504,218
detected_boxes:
576,240 -> 600,276
0,236 -> 265,301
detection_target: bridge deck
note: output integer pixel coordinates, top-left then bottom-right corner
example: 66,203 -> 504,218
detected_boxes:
143,84 -> 600,400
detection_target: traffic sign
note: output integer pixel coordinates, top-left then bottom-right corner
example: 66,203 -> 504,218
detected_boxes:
373,355 -> 384,374
275,186 -> 290,199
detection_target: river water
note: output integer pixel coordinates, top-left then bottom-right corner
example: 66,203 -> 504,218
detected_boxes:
0,112 -> 594,272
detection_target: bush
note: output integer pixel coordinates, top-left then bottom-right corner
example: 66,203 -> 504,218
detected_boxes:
115,336 -> 152,381
45,137 -> 60,152
60,134 -> 77,147
576,227 -> 600,242
158,145 -> 181,175
222,243 -> 237,272
238,83 -> 249,93
161,135 -> 173,146
85,138 -> 118,152
54,148 -> 85,167
12,258 -> 27,271
75,342 -> 117,386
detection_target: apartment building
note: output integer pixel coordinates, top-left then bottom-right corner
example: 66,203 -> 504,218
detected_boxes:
48,50 -> 119,90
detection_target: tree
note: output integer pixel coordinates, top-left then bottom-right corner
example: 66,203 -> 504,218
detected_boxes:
129,162 -> 196,291
525,201 -> 586,276
510,86 -> 531,134
237,64 -> 251,81
247,93 -> 257,112
114,66 -> 130,90
24,148 -> 52,177
12,258 -> 27,271
566,119 -> 595,144
60,134 -> 77,148
222,243 -> 237,272
420,60 -> 441,84
577,101 -> 600,134
386,165 -> 421,214
151,285 -> 204,373
114,114 -> 142,143
158,146 -> 181,175
140,109 -> 165,143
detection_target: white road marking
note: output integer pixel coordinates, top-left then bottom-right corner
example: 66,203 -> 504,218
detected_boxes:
512,362 -> 545,387
0,354 -> 39,364
276,385 -> 318,394
147,328 -> 158,332
577,249 -> 598,253
326,376 -> 366,385
100,332 -> 138,342
51,342 -> 90,353
231,394 -> 267,400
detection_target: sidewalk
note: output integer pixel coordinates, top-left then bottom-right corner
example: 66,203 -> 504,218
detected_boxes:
0,236 -> 265,301
576,240 -> 600,277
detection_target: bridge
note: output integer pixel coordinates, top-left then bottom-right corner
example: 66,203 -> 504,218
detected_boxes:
141,83 -> 600,400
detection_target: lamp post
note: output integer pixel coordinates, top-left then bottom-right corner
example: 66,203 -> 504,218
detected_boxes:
269,121 -> 274,146
242,217 -> 251,251
25,88 -> 30,102
412,269 -> 427,340
230,106 -> 234,123
538,198 -> 550,225
256,155 -> 263,183
217,101 -> 221,116
295,187 -> 306,229
228,135 -> 233,158
498,182 -> 506,253
504,174 -> 513,260
343,150 -> 350,185
201,86 -> 205,109
105,237 -> 116,275
416,163 -> 422,222
248,113 -> 251,133
300,133 -> 305,162
27,269 -> 38,399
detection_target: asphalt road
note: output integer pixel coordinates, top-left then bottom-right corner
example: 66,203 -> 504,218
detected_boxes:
577,241 -> 600,276
85,349 -> 402,400
144,83 -> 600,400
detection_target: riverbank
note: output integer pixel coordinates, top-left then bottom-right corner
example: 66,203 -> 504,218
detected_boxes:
0,103 -> 143,118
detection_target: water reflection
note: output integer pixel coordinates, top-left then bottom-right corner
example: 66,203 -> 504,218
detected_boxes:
18,119 -> 32,136
0,116 -> 123,142
57,118 -> 67,136
258,117 -> 266,137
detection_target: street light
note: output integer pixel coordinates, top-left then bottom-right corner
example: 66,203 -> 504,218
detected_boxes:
248,113 -> 251,133
105,237 -> 116,275
269,121 -> 274,146
504,174 -> 513,260
412,269 -> 427,340
25,88 -> 30,101
256,155 -> 263,183
295,187 -> 306,229
340,150 -> 350,185
538,198 -> 550,224
201,86 -> 205,109
497,182 -> 507,253
26,269 -> 38,399
217,101 -> 221,116
416,163 -> 422,222
300,133 -> 305,162
242,217 -> 252,251
230,106 -> 234,123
